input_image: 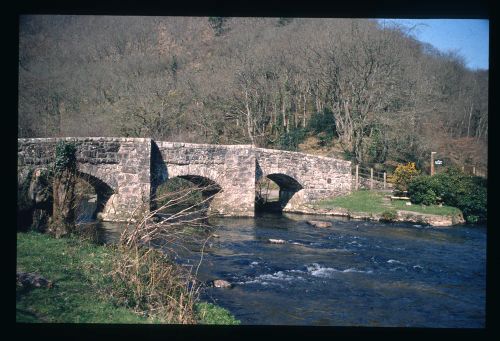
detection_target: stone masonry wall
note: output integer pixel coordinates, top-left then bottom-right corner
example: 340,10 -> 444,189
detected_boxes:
154,142 -> 256,216
255,148 -> 352,211
19,138 -> 353,219
18,138 -> 151,221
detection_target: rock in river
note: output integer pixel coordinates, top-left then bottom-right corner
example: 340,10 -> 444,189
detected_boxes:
212,279 -> 232,288
306,220 -> 332,228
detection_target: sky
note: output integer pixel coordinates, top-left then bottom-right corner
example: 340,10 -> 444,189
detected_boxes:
378,19 -> 489,70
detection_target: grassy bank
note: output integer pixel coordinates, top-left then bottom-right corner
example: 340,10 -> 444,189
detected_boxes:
314,190 -> 462,217
16,231 -> 239,324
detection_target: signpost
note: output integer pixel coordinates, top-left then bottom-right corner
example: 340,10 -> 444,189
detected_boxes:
431,152 -> 436,176
431,153 -> 443,175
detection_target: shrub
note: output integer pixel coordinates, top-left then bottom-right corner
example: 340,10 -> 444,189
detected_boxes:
111,244 -> 199,323
208,17 -> 227,36
195,302 -> 240,325
407,175 -> 440,205
278,128 -> 307,151
388,162 -> 420,191
54,141 -> 77,175
455,176 -> 487,224
380,210 -> 397,222
308,108 -> 336,138
17,168 -> 54,232
408,168 -> 487,224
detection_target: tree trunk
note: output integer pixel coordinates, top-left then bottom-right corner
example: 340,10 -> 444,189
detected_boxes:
49,169 -> 76,238
303,93 -> 307,128
466,101 -> 473,138
244,89 -> 255,145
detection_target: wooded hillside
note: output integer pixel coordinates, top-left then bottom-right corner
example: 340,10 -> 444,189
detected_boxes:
18,16 -> 488,172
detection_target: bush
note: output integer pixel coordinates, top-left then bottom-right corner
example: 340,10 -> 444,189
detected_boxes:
455,176 -> 487,224
380,210 -> 397,222
388,162 -> 420,191
308,108 -> 336,138
407,176 -> 440,205
307,109 -> 337,147
111,244 -> 199,323
54,141 -> 77,175
195,302 -> 240,325
408,168 -> 487,224
278,128 -> 307,151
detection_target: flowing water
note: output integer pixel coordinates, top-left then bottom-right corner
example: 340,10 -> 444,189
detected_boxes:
96,212 -> 486,327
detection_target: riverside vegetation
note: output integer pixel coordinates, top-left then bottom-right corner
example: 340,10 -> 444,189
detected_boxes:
314,165 -> 486,225
16,141 -> 240,324
16,232 -> 239,324
314,190 -> 462,220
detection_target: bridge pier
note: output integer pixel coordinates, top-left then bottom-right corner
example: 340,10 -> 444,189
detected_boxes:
18,137 -> 152,222
154,142 -> 256,217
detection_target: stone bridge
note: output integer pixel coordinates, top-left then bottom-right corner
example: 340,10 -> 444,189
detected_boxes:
18,138 -> 352,221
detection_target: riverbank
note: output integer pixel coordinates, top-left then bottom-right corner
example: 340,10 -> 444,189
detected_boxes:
16,231 -> 239,324
289,190 -> 465,227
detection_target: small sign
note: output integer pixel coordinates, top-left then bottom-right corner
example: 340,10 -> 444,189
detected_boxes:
434,160 -> 443,165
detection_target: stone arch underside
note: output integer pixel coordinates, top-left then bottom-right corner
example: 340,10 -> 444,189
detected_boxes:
166,170 -> 229,215
74,171 -> 115,221
153,174 -> 223,214
176,175 -> 222,197
265,173 -> 304,210
162,162 -> 256,216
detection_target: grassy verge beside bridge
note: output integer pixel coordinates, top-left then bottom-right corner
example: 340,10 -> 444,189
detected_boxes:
313,190 -> 462,219
16,231 -> 240,325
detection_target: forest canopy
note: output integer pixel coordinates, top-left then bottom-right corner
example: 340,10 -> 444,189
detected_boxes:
18,16 -> 488,172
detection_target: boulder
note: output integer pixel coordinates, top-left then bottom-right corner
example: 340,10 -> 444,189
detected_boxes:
395,210 -> 465,227
306,220 -> 332,228
17,271 -> 53,289
212,279 -> 232,288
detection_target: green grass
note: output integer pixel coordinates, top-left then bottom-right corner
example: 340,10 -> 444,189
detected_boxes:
16,232 -> 239,324
195,302 -> 240,325
16,231 -> 148,323
315,190 -> 387,214
314,190 -> 462,217
391,200 -> 462,216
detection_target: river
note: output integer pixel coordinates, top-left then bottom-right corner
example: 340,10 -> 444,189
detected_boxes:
95,212 -> 486,328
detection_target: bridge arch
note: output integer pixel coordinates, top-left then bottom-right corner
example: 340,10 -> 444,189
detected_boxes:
74,171 -> 115,222
153,174 -> 223,214
257,173 -> 304,212
176,175 -> 222,197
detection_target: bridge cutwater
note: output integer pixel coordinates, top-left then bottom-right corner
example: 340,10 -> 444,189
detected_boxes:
18,138 -> 352,221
